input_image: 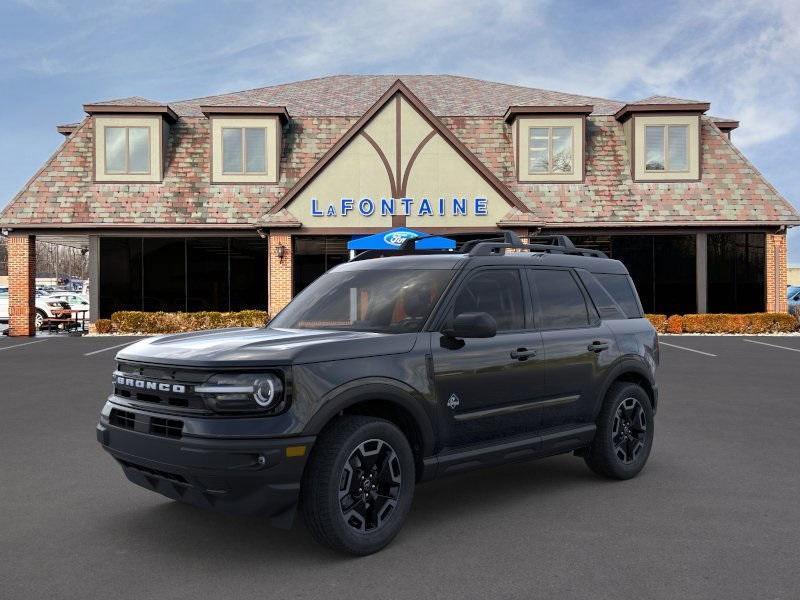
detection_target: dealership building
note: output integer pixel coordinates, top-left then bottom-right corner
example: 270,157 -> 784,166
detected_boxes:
1,74 -> 797,335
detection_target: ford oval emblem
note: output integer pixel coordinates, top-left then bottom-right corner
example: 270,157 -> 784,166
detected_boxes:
383,231 -> 417,247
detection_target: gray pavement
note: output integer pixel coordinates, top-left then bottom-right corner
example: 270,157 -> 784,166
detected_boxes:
1,334 -> 799,599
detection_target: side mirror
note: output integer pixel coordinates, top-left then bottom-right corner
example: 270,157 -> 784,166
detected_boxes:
443,312 -> 497,339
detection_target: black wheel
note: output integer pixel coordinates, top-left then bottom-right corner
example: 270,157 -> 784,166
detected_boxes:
584,382 -> 654,480
301,416 -> 415,556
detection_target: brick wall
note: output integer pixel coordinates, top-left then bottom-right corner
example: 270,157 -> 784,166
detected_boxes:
765,232 -> 788,313
8,234 -> 36,336
268,232 -> 293,317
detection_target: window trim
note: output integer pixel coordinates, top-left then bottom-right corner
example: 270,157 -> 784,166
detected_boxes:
643,124 -> 690,173
516,115 -> 585,183
525,267 -> 599,332
527,125 -> 575,176
210,115 -> 280,184
93,115 -> 163,183
103,125 -> 152,175
220,126 -> 269,175
631,114 -> 700,182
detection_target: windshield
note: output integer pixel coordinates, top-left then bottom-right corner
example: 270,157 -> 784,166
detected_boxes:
270,268 -> 455,333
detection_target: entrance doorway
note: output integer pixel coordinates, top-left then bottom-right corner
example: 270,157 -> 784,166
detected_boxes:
293,236 -> 349,295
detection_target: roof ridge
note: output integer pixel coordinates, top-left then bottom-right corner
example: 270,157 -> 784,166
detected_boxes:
169,74 -> 348,105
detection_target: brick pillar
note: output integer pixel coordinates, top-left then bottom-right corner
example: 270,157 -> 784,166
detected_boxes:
765,233 -> 788,313
268,231 -> 293,317
8,234 -> 36,336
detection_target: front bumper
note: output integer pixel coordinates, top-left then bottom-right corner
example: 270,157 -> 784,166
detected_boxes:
97,404 -> 315,528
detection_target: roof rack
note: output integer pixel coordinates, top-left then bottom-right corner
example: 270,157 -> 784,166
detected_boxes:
465,231 -> 608,258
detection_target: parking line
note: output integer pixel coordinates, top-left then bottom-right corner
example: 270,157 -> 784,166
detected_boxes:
84,341 -> 138,356
659,341 -> 717,357
0,339 -> 48,352
742,338 -> 800,353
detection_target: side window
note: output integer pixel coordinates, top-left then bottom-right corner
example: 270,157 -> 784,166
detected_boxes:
450,269 -> 525,332
530,269 -> 590,329
595,273 -> 643,318
576,270 -> 625,320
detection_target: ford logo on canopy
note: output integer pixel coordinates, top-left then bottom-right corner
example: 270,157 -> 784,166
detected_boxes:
347,227 -> 456,251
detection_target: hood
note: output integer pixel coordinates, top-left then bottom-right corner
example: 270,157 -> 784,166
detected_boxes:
116,327 -> 418,368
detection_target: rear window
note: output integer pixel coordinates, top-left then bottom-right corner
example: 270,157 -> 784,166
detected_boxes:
595,273 -> 643,318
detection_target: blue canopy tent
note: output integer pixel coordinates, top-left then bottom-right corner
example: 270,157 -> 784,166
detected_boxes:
347,227 -> 456,253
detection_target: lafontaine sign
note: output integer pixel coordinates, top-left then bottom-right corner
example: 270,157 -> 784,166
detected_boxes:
310,196 -> 489,218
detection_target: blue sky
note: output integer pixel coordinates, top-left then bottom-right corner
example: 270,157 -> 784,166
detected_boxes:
1,0 -> 798,259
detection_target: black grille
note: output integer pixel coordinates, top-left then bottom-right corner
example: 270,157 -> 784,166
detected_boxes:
114,364 -> 209,413
149,417 -> 184,439
109,408 -> 135,430
119,459 -> 188,484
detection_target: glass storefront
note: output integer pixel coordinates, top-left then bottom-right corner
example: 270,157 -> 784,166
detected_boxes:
292,236 -> 349,295
570,234 -> 696,315
707,233 -> 765,313
99,237 -> 267,317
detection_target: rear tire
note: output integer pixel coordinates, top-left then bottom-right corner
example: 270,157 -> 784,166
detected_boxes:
584,382 -> 654,480
35,309 -> 46,330
301,416 -> 415,556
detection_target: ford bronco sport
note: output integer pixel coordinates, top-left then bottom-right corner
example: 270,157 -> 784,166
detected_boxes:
97,232 -> 658,555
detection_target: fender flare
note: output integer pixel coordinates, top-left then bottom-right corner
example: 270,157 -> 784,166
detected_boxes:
303,377 -> 436,457
593,357 -> 657,418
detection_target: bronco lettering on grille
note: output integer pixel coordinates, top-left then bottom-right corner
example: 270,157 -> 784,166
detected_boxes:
115,375 -> 186,394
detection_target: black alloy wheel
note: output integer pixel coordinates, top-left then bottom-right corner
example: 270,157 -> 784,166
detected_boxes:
583,382 -> 654,479
338,439 -> 402,533
612,397 -> 647,464
301,416 -> 415,555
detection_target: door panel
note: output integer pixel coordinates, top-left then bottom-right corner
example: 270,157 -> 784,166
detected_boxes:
430,267 -> 545,447
527,268 -> 619,430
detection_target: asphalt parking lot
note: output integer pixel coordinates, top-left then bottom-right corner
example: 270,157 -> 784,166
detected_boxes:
1,335 -> 799,600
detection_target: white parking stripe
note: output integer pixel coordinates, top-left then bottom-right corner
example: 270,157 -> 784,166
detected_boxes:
83,341 -> 138,356
742,338 -> 800,353
659,341 -> 717,357
0,340 -> 48,352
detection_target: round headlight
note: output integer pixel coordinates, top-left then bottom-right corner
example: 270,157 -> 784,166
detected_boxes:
254,377 -> 278,407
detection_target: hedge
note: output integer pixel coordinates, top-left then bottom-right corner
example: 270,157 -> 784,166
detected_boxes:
110,310 -> 269,334
647,312 -> 797,334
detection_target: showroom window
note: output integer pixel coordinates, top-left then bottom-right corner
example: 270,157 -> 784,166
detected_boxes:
104,126 -> 151,174
99,237 -> 267,317
222,127 -> 268,174
707,233 -> 765,313
644,125 -> 688,172
528,126 -> 573,174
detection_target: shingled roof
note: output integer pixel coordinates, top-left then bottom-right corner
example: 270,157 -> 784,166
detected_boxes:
1,75 -> 797,229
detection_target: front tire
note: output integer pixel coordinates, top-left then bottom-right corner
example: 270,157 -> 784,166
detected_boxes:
35,309 -> 46,330
584,382 -> 654,480
301,416 -> 415,555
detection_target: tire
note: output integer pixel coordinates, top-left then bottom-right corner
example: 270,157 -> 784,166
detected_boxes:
35,309 -> 46,330
301,416 -> 415,556
584,382 -> 654,480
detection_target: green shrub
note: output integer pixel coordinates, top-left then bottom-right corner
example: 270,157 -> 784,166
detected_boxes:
111,310 -> 269,334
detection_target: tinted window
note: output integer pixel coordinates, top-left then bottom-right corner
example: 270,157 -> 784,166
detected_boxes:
595,273 -> 642,318
531,269 -> 589,329
577,271 -> 625,320
450,269 -> 524,331
271,269 -> 454,333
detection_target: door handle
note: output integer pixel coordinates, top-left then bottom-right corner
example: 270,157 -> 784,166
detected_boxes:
510,347 -> 537,361
588,341 -> 610,353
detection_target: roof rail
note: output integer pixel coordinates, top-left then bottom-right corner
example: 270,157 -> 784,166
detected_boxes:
466,230 -> 608,258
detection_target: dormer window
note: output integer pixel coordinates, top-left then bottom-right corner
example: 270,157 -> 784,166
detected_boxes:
201,106 -> 289,184
222,127 -> 268,174
528,126 -> 574,174
644,124 -> 688,172
505,106 -> 591,184
105,126 -> 151,174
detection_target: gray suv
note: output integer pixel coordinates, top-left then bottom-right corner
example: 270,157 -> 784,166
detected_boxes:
97,232 -> 658,555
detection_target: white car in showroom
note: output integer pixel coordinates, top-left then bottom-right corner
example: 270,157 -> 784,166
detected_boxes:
0,286 -> 74,329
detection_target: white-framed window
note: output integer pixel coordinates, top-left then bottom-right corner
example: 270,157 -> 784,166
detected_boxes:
528,126 -> 574,175
644,124 -> 689,172
221,127 -> 268,174
104,126 -> 151,175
